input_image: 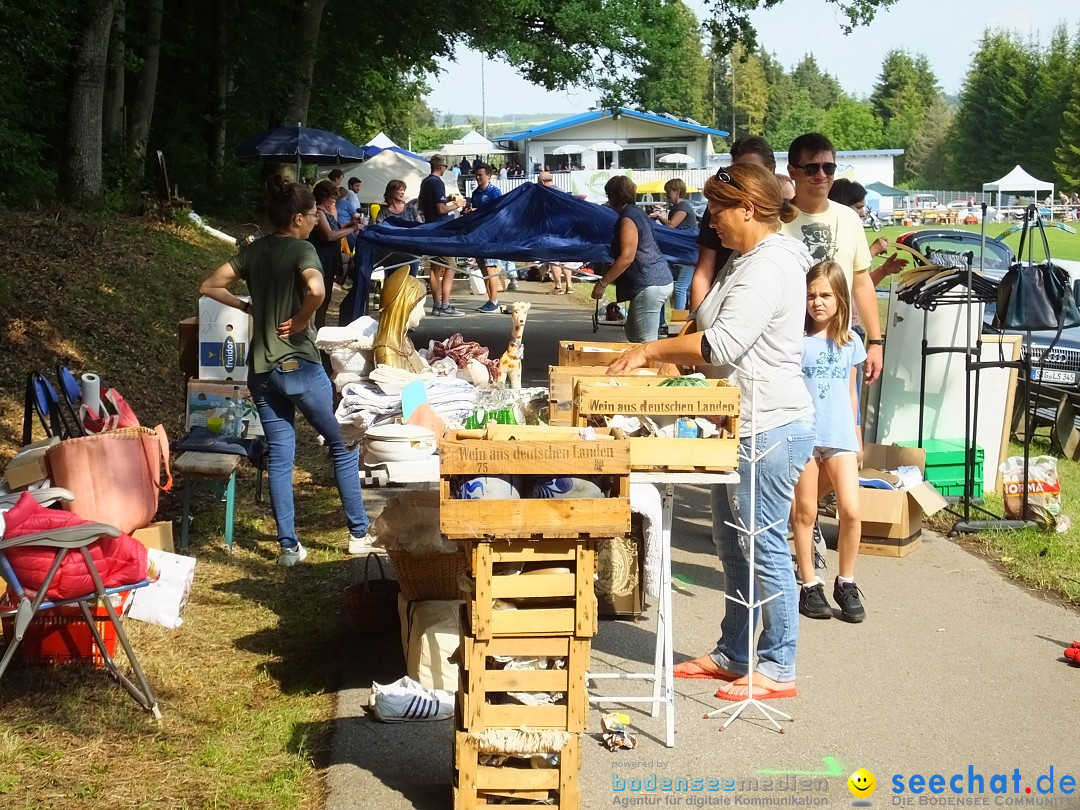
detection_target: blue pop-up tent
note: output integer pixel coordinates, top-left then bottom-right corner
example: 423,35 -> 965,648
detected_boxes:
340,182 -> 699,323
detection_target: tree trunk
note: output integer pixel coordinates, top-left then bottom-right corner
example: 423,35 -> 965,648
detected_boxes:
283,0 -> 330,124
64,0 -> 119,204
126,0 -> 164,166
103,0 -> 126,153
206,0 -> 230,188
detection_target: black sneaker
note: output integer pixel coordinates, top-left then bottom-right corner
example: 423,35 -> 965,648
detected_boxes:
812,521 -> 828,574
833,578 -> 866,623
799,582 -> 832,619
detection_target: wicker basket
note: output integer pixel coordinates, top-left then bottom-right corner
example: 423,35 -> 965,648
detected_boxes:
344,553 -> 400,635
386,549 -> 468,600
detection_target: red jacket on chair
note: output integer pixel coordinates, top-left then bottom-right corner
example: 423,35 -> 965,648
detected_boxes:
2,492 -> 149,600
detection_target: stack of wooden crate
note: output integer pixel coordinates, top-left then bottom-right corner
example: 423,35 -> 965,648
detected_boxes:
440,426 -> 631,809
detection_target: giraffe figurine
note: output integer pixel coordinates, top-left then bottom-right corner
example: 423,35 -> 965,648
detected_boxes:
496,301 -> 532,389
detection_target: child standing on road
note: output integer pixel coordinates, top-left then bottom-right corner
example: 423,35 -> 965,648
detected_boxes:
793,260 -> 867,622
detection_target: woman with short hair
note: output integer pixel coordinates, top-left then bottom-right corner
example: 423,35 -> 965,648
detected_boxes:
591,175 -> 674,342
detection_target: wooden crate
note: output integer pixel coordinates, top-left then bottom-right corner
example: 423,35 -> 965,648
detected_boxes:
557,339 -> 637,367
454,730 -> 581,809
548,367 -> 661,425
465,539 -> 597,640
439,428 -> 630,540
458,634 -> 590,732
574,378 -> 741,471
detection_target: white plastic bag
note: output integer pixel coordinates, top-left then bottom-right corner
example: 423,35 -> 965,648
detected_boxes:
1000,455 -> 1069,531
127,549 -> 197,629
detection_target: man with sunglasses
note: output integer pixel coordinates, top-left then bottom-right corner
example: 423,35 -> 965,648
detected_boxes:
782,132 -> 882,384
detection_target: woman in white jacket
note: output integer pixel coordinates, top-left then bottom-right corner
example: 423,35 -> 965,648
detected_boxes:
609,162 -> 815,702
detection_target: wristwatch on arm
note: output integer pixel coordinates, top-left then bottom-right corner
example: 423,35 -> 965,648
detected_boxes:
866,338 -> 884,346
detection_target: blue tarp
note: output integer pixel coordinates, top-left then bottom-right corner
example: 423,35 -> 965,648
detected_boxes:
340,183 -> 699,323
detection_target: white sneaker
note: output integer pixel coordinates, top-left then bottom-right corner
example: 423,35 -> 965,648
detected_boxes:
370,676 -> 454,723
348,533 -> 379,555
277,542 -> 308,567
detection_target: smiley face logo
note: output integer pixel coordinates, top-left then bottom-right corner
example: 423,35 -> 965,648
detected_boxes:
848,769 -> 876,799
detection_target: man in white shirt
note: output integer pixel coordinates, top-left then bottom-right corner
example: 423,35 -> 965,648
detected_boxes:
781,132 -> 883,383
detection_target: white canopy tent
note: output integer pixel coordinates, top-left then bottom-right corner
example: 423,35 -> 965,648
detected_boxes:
330,149 -> 446,205
365,131 -> 397,149
982,164 -> 1054,207
425,128 -> 515,157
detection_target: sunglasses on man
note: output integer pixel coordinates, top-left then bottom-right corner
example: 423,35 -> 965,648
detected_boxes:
794,162 -> 837,177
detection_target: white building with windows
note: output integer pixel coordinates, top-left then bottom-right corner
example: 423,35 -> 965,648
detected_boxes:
496,107 -> 728,172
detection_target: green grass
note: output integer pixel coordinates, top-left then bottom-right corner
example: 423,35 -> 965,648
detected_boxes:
930,438 -> 1080,605
876,221 -> 1080,262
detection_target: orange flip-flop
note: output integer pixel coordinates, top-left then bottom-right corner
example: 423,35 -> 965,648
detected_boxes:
715,683 -> 798,701
673,659 -> 740,681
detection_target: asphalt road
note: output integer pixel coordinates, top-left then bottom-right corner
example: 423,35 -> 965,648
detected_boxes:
325,280 -> 1080,810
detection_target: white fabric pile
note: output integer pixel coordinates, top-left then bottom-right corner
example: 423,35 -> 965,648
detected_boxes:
335,376 -> 479,445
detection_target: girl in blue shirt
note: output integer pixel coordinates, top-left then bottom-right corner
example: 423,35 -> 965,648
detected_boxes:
793,260 -> 867,623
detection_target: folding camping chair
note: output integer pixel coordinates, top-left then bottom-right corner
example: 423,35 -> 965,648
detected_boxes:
21,372 -> 80,446
0,489 -> 161,718
55,365 -> 89,438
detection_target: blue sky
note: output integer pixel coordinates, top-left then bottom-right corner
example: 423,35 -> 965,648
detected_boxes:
424,0 -> 1077,117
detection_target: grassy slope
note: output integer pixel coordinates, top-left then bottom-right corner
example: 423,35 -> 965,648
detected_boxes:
0,211 -> 346,810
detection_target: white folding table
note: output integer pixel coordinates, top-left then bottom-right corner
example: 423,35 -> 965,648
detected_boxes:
587,470 -> 738,748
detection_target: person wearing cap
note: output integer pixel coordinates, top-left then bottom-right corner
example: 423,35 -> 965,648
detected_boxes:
418,154 -> 465,316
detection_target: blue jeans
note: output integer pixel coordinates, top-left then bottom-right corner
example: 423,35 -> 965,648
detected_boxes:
671,264 -> 694,310
625,283 -> 674,343
248,358 -> 369,549
708,419 -> 815,683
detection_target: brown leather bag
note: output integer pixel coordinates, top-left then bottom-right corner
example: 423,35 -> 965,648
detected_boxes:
45,425 -> 172,533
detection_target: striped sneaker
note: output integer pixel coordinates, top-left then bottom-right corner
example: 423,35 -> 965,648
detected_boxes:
370,677 -> 454,723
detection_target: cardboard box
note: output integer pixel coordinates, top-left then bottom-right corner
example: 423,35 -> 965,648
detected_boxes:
178,316 -> 199,379
199,295 -> 251,381
132,520 -> 175,554
859,444 -> 948,557
186,379 -> 263,437
397,595 -> 463,691
3,437 -> 60,490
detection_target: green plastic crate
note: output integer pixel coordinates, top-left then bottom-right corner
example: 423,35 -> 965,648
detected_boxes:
895,438 -> 983,490
933,478 -> 981,498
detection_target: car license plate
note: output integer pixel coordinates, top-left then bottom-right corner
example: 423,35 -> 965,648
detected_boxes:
1031,368 -> 1076,385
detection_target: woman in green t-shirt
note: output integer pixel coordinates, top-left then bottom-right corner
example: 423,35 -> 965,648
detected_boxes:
198,176 -> 372,566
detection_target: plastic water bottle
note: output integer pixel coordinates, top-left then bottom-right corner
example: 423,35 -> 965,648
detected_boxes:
229,386 -> 245,438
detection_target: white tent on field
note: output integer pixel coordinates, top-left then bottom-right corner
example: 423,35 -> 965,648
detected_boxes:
982,164 -> 1054,206
331,150 -> 440,205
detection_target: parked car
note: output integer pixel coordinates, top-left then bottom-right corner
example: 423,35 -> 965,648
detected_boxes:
894,228 -> 1080,394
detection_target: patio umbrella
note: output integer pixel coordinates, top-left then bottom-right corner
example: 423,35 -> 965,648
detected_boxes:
658,153 -> 694,165
552,144 -> 588,155
233,123 -> 367,178
590,142 -> 623,152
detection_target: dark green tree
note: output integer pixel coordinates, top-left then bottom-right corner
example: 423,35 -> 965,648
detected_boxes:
630,0 -> 710,122
945,30 -> 1034,188
822,97 -> 883,150
1027,24 -> 1074,185
791,54 -> 844,110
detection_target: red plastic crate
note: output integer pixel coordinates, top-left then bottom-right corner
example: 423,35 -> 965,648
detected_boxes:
0,594 -> 125,667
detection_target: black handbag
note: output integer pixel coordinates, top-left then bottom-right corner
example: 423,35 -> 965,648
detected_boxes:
993,205 -> 1080,332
